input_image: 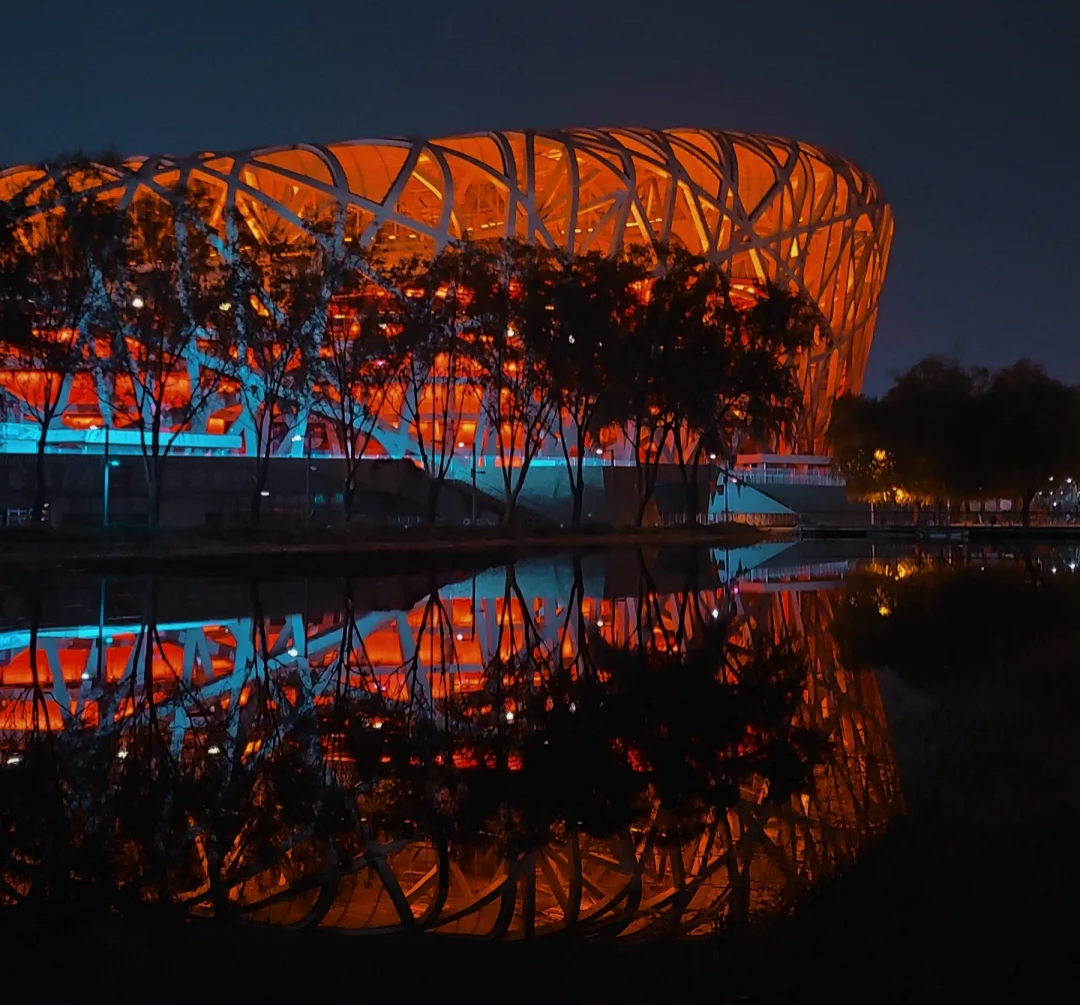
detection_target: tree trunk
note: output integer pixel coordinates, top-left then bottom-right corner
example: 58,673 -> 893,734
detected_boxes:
633,452 -> 653,528
568,449 -> 586,525
571,483 -> 584,525
635,491 -> 650,528
1021,492 -> 1033,528
342,441 -> 356,522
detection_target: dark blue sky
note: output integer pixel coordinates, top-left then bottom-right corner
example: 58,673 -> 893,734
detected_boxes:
2,0 -> 1076,393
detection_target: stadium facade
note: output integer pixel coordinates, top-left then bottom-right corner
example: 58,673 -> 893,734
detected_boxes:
0,129 -> 892,520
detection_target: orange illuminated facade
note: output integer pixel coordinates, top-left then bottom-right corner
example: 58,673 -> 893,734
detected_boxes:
0,128 -> 892,455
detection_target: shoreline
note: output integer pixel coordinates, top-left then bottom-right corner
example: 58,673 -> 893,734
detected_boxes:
0,521 -> 773,575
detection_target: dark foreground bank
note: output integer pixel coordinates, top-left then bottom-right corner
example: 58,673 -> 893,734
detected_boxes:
0,521 -> 767,575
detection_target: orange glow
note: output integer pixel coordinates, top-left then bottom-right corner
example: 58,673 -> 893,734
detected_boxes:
0,129 -> 891,451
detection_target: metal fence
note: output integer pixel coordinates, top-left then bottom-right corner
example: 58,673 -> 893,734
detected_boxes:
734,468 -> 846,487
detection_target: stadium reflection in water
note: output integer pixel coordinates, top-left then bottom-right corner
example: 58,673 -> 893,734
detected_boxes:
0,547 -> 902,937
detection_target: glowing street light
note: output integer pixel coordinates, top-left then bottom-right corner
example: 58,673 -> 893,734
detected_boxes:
130,296 -> 144,309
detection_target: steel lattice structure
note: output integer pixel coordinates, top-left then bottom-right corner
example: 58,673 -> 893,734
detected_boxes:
0,128 -> 892,457
0,552 -> 902,936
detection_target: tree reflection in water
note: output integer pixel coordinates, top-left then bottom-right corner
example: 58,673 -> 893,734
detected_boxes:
0,553 -> 902,937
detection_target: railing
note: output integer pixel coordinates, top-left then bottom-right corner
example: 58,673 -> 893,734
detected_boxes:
734,467 -> 846,487
0,422 -> 245,455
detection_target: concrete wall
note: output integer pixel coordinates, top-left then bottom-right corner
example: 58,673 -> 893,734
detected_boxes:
0,454 -> 503,528
1,452 -> 741,529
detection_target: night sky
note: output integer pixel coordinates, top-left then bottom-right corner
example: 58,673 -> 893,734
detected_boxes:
2,0 -> 1076,393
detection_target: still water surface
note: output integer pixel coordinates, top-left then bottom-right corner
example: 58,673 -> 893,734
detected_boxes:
0,540 -> 1076,942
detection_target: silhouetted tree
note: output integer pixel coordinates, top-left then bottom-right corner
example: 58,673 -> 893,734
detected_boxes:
981,360 -> 1079,527
662,262 -> 821,524
96,192 -> 226,525
0,161 -> 116,521
213,211 -> 342,524
547,250 -> 647,524
385,246 -> 477,523
611,248 -> 821,525
829,356 -> 1078,526
461,238 -> 561,523
827,392 -> 899,505
311,263 -> 395,521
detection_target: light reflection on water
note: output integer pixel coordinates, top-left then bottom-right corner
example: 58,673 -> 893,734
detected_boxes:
0,541 -> 1074,937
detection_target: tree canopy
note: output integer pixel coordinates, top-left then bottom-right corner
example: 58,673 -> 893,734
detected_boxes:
828,355 -> 1078,524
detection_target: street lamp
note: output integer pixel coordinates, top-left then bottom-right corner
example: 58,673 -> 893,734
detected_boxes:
90,423 -> 114,528
293,432 -> 312,524
459,439 -> 477,524
596,447 -> 615,522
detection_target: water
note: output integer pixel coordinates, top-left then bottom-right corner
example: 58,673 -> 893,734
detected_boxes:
0,540 -> 1077,996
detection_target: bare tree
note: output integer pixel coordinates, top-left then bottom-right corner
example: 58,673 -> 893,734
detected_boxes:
311,265 -> 395,521
462,239 -> 560,523
385,247 -> 476,524
608,323 -> 671,527
0,164 -> 115,520
95,191 -> 225,525
213,211 -> 342,525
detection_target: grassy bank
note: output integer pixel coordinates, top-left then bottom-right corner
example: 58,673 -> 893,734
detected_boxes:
0,520 -> 769,574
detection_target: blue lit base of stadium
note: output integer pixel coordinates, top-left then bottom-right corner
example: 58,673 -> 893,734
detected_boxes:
0,421 -> 859,529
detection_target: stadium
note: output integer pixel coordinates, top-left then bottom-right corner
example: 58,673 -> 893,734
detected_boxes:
0,128 -> 893,524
